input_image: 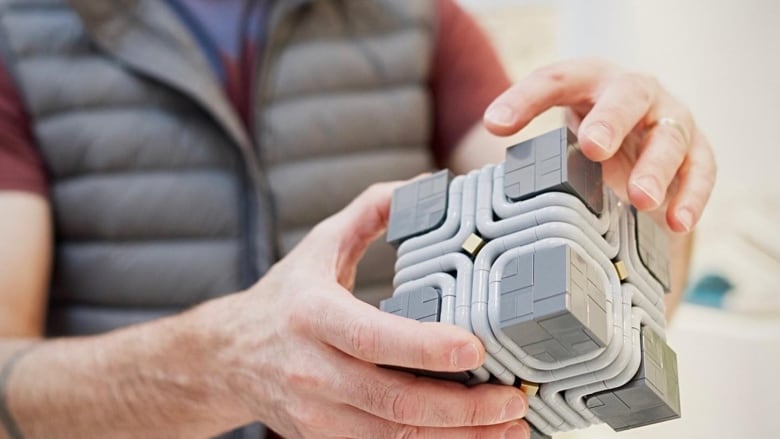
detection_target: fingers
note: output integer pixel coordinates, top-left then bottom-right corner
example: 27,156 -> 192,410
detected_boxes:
308,293 -> 484,372
623,90 -> 696,211
296,404 -> 529,439
663,131 -> 717,232
320,181 -> 400,254
331,405 -> 530,439
484,59 -> 613,136
577,73 -> 658,162
333,358 -> 528,428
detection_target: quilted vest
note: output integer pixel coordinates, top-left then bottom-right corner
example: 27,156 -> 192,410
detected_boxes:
0,0 -> 435,336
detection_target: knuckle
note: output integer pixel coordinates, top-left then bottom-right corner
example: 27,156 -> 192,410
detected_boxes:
620,72 -> 655,105
394,425 -> 421,439
594,105 -> 630,131
345,317 -> 381,361
461,398 -> 483,426
533,64 -> 567,87
643,156 -> 676,182
388,385 -> 424,424
667,130 -> 688,153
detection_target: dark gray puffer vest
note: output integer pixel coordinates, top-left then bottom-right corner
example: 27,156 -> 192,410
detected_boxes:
0,0 -> 435,336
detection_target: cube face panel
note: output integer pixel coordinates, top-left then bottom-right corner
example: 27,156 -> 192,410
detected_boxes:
380,286 -> 441,323
503,128 -> 603,214
585,327 -> 681,431
386,170 -> 450,246
382,127 -> 677,436
498,244 -> 609,363
635,210 -> 671,291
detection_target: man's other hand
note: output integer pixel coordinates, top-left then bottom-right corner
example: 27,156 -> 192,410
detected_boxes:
198,182 -> 531,439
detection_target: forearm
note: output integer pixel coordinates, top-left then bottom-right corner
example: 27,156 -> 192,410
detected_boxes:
0,302 -> 251,439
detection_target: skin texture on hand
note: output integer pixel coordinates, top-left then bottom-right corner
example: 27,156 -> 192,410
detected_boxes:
0,184 -> 530,439
200,182 -> 531,439
483,58 -> 717,234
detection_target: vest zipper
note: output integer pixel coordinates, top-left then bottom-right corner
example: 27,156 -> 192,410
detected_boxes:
246,1 -> 309,283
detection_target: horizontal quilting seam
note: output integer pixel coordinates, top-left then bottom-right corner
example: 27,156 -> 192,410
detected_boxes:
46,302 -> 184,312
266,145 -> 428,169
281,24 -> 428,55
266,79 -> 426,108
35,103 -> 195,122
57,236 -> 242,246
29,94 -> 184,121
2,12 -> 89,58
52,166 -> 238,183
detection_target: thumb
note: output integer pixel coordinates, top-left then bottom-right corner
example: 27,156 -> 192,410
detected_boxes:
310,291 -> 485,372
304,182 -> 403,289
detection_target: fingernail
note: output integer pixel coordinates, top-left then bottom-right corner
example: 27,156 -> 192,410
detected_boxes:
632,176 -> 662,207
585,124 -> 612,152
500,397 -> 526,421
676,208 -> 694,232
502,424 -> 527,439
485,104 -> 515,126
451,343 -> 480,369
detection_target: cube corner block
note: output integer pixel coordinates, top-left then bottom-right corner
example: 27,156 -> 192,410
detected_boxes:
585,326 -> 681,431
386,170 -> 451,246
497,243 -> 610,363
503,127 -> 603,215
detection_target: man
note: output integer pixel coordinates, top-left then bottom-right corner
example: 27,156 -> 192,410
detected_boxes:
0,0 -> 715,438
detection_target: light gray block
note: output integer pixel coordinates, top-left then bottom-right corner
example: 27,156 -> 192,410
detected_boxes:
387,170 -> 451,246
503,127 -> 603,215
634,210 -> 671,292
380,286 -> 441,322
585,326 -> 681,431
497,243 -> 609,363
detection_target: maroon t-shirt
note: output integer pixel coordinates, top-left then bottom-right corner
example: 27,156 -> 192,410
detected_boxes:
0,0 -> 510,197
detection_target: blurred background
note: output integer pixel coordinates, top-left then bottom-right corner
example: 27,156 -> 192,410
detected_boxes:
458,0 -> 780,437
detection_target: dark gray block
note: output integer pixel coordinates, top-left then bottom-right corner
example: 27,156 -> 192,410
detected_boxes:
498,244 -> 609,363
386,170 -> 451,246
634,209 -> 671,292
503,127 -> 603,215
380,286 -> 441,322
529,424 -> 552,439
586,326 -> 681,431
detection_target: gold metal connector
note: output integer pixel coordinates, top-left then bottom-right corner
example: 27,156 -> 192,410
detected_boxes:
462,233 -> 485,256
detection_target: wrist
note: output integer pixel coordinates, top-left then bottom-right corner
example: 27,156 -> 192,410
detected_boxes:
182,291 -> 259,428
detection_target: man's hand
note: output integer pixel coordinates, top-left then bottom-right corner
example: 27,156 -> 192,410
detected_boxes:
484,58 -> 716,234
0,183 -> 529,439
201,182 -> 530,439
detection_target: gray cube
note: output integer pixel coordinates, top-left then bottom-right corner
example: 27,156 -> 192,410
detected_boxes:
497,243 -> 609,363
503,127 -> 603,215
586,326 -> 681,431
386,170 -> 451,246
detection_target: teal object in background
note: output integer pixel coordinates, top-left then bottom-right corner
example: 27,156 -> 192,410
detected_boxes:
685,274 -> 733,309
